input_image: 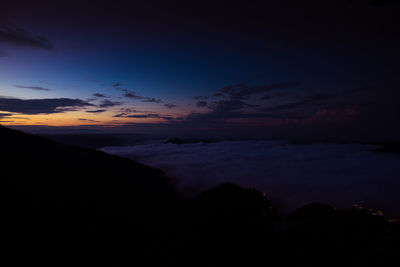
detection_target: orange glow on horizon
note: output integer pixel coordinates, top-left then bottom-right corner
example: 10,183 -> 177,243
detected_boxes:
0,110 -> 173,126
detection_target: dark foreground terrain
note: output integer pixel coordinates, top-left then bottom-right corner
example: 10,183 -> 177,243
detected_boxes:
1,125 -> 399,266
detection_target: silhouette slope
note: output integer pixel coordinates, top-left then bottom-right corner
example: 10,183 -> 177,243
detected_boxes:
1,125 -> 177,265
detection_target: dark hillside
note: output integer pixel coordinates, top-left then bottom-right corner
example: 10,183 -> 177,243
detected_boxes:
0,125 -> 177,265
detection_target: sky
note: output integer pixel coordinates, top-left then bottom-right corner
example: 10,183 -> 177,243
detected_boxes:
0,0 -> 399,141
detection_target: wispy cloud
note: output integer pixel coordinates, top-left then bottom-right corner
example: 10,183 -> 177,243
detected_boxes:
78,118 -> 100,122
164,103 -> 177,108
0,24 -> 54,50
122,91 -> 142,99
0,97 -> 93,115
192,81 -> 300,114
121,89 -> 163,103
113,82 -> 123,88
85,109 -> 107,113
0,112 -> 12,118
141,97 -> 162,103
98,99 -> 122,108
15,84 -> 52,91
113,112 -> 173,120
93,93 -> 106,98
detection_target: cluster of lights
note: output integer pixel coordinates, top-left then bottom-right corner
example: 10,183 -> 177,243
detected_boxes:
353,203 -> 384,216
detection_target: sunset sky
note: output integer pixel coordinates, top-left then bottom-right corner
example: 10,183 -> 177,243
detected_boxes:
1,0 -> 399,141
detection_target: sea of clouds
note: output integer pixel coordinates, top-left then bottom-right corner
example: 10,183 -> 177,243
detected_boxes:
101,141 -> 400,216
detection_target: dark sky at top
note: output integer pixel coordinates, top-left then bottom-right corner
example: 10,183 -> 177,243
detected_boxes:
0,0 -> 399,141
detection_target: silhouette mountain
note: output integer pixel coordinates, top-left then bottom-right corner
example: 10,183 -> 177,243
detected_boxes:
1,125 -> 177,265
164,137 -> 213,144
165,137 -> 186,144
1,125 -> 399,266
1,125 -> 176,212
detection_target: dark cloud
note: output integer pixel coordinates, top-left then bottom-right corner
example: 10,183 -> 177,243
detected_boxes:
122,89 -> 163,103
85,109 -> 107,113
210,99 -> 257,113
128,114 -> 173,120
15,85 -> 52,91
115,84 -> 165,105
113,113 -> 128,118
0,112 -> 29,121
0,24 -> 54,50
194,96 -> 209,100
196,101 -> 208,108
142,98 -> 162,103
126,114 -> 160,118
184,82 -> 301,123
185,110 -> 282,122
119,108 -> 140,113
164,104 -> 177,108
98,99 -> 122,108
93,93 -> 106,98
218,82 -> 300,100
114,112 -> 172,121
0,112 -> 12,118
0,97 -> 93,115
262,92 -> 338,114
113,108 -> 151,117
123,91 -> 142,99
181,83 -> 358,125
78,118 -> 99,122
194,82 -> 300,109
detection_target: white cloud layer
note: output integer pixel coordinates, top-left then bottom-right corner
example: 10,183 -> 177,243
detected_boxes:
101,141 -> 400,216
